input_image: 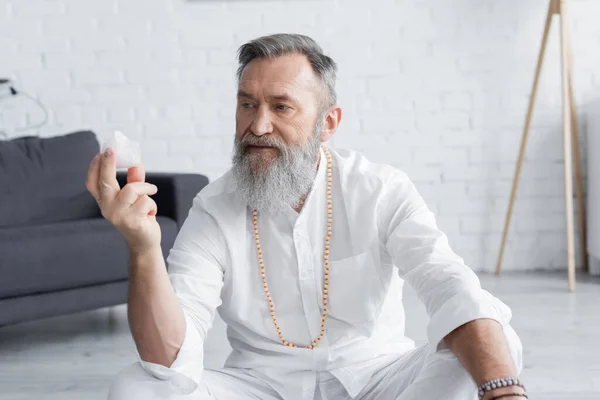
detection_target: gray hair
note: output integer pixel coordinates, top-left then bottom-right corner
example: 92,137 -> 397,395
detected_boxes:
236,33 -> 338,108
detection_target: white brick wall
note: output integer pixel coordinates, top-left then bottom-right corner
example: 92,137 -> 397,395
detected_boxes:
1,0 -> 599,272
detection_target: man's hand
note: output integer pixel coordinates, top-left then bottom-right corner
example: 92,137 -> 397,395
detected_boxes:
86,147 -> 161,253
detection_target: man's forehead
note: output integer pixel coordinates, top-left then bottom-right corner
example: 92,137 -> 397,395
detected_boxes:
238,54 -> 320,97
238,80 -> 302,99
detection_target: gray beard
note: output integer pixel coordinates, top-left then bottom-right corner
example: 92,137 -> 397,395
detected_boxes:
231,124 -> 323,216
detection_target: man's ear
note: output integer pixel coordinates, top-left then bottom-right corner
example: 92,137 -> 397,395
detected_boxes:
320,105 -> 343,142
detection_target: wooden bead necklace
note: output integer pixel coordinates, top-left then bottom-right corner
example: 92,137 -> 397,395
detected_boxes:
252,146 -> 333,349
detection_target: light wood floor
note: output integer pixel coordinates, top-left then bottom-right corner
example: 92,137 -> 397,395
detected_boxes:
0,272 -> 599,400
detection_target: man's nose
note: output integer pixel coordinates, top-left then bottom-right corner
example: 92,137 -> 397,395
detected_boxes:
251,107 -> 273,136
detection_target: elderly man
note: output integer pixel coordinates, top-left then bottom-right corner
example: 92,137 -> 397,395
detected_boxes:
88,34 -> 525,400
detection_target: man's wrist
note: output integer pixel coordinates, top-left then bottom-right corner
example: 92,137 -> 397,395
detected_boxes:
481,385 -> 527,400
128,245 -> 164,269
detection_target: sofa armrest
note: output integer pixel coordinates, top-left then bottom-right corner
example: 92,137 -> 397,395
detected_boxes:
116,171 -> 209,230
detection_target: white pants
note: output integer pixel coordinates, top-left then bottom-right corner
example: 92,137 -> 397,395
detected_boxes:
108,326 -> 522,400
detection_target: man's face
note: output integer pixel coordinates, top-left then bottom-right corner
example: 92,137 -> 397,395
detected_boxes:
235,53 -> 324,172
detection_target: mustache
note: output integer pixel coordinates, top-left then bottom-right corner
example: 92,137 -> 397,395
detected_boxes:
238,133 -> 286,152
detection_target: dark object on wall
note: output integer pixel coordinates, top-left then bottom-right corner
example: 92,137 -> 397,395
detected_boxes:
0,130 -> 209,326
0,80 -> 49,138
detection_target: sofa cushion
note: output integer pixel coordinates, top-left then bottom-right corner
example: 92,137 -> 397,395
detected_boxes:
0,131 -> 101,228
0,216 -> 178,299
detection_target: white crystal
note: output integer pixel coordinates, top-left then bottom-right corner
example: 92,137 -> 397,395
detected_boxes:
101,130 -> 142,169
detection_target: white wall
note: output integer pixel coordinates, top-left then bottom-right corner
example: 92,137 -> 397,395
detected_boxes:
1,0 -> 599,272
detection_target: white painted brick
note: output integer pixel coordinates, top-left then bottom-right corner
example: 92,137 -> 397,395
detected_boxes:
468,146 -> 518,165
435,215 -> 461,234
177,29 -> 235,49
72,69 -> 124,86
515,215 -> 568,232
87,86 -> 143,104
117,0 -> 172,15
124,68 -> 178,85
13,70 -> 71,88
142,85 -> 197,104
438,197 -> 494,215
414,96 -> 442,113
141,139 -> 170,154
386,131 -> 442,147
142,121 -> 196,138
184,49 -> 209,67
160,107 -> 192,126
208,49 -> 235,66
0,20 -> 43,38
442,164 -> 498,181
146,156 -> 194,174
106,106 -> 135,123
411,146 -> 442,165
519,178 -> 567,198
415,112 -> 470,132
441,92 -> 473,111
501,162 -> 565,181
41,17 -> 96,36
96,17 -> 150,36
168,137 -> 224,155
97,52 -> 151,69
51,106 -> 82,125
365,76 -> 420,98
440,129 -> 486,146
496,196 -> 566,216
6,54 -> 43,70
65,1 -> 117,15
70,35 -> 126,52
0,38 -> 18,53
460,214 -> 511,234
1,2 -> 11,18
42,52 -> 96,69
361,115 -> 416,133
125,34 -> 179,52
20,37 -> 69,53
0,107 -> 28,127
442,147 -> 469,165
37,87 -> 90,105
437,182 -> 469,198
361,145 -> 412,170
402,165 -> 442,183
133,106 -> 161,123
11,0 -> 65,16
80,107 -> 108,126
467,181 -> 512,198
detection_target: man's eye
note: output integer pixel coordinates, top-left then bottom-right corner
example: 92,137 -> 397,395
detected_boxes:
276,105 -> 291,111
242,103 -> 254,109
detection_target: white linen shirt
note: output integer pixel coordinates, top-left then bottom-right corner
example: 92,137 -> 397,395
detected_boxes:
141,145 -> 512,399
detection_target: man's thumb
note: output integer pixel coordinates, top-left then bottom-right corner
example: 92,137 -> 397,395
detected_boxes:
127,162 -> 146,184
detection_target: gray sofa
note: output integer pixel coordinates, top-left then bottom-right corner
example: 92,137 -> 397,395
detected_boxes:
0,131 -> 209,326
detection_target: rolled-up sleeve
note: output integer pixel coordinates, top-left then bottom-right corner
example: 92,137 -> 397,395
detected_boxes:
139,194 -> 226,389
378,172 -> 512,353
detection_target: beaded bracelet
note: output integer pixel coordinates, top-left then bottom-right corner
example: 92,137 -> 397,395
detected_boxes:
478,377 -> 525,399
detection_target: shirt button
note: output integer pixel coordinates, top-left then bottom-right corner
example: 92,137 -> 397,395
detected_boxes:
299,267 -> 310,280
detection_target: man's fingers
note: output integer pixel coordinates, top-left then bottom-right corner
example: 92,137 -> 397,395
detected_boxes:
99,148 -> 120,204
131,194 -> 158,217
127,163 -> 146,184
86,153 -> 102,201
116,182 -> 158,208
